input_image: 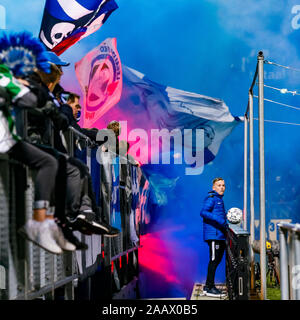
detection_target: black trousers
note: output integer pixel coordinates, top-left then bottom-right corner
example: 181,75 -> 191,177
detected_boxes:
35,145 -> 98,222
205,240 -> 226,288
66,157 -> 98,218
8,140 -> 58,209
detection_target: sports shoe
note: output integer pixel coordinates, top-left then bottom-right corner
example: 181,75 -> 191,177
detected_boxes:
46,219 -> 76,252
205,286 -> 226,298
97,220 -> 121,238
203,285 -> 209,294
60,225 -> 88,251
67,211 -> 120,237
18,219 -> 62,254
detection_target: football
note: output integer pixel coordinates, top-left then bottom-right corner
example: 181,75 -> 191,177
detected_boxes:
227,207 -> 243,224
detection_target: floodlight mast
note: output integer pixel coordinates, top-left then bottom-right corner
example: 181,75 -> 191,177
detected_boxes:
258,51 -> 267,300
244,51 -> 266,299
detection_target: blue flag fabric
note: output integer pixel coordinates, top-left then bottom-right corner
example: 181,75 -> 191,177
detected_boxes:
92,65 -> 242,177
123,66 -> 242,164
39,0 -> 118,56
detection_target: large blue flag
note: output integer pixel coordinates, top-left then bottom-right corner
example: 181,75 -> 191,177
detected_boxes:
85,65 -> 242,174
39,0 -> 118,56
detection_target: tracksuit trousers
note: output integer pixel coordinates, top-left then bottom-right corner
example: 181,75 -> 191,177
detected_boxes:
205,240 -> 226,288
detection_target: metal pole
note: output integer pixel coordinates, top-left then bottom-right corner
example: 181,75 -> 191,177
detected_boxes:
279,226 -> 289,300
249,91 -> 255,291
87,147 -> 92,172
258,51 -> 267,300
243,113 -> 248,231
64,252 -> 75,300
50,255 -> 55,300
294,231 -> 300,300
288,231 -> 295,300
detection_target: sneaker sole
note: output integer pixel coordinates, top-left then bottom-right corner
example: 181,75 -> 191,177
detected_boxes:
70,216 -> 120,237
18,227 -> 62,255
205,292 -> 226,298
77,215 -> 110,232
103,233 -> 120,238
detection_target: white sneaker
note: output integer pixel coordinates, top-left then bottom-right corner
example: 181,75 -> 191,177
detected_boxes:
19,219 -> 63,254
46,219 -> 76,252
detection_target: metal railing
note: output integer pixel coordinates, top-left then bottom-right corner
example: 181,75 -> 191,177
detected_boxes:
0,107 -> 149,299
278,222 -> 300,300
226,224 -> 250,300
0,153 -> 77,300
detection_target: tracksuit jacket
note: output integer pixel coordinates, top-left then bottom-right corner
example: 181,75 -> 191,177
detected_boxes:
200,190 -> 228,241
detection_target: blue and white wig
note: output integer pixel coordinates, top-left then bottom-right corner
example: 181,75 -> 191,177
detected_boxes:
0,31 -> 51,77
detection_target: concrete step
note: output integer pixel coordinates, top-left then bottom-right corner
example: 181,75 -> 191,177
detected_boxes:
190,283 -> 228,300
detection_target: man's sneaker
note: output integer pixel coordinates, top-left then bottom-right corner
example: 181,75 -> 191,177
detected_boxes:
67,211 -> 120,237
60,225 -> 88,251
203,285 -> 209,294
18,219 -> 62,254
47,219 -> 76,252
97,220 -> 121,238
205,286 -> 226,298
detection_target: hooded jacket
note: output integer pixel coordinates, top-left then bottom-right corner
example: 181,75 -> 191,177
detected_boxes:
200,190 -> 228,241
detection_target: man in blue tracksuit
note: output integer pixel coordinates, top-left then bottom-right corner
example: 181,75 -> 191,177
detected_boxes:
200,177 -> 228,297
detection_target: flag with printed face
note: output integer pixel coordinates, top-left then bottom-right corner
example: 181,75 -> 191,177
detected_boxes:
39,0 -> 118,56
75,37 -> 122,127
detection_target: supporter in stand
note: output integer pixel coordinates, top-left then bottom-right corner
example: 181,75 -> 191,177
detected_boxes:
29,64 -> 120,240
38,53 -> 120,239
99,120 -> 121,153
60,93 -> 98,142
0,34 -> 73,254
118,140 -> 140,167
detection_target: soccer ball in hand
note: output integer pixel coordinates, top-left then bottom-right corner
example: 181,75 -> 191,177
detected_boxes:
227,207 -> 243,224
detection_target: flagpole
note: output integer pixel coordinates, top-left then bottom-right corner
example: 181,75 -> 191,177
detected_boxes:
258,51 -> 267,300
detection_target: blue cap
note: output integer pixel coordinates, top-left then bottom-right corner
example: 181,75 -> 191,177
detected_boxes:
44,51 -> 70,66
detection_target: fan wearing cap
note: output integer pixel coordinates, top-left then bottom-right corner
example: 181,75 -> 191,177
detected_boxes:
43,51 -> 72,106
41,52 -> 121,241
44,51 -> 70,70
0,32 -> 75,254
45,52 -> 99,141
